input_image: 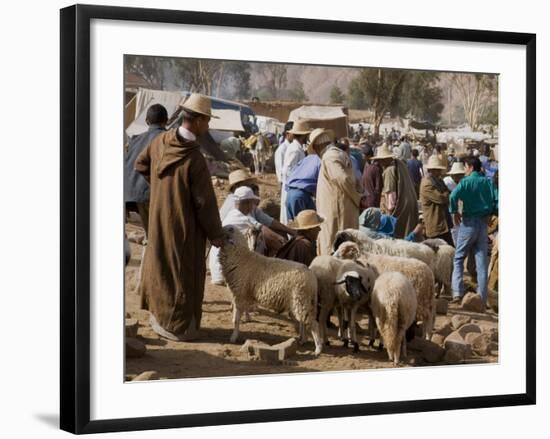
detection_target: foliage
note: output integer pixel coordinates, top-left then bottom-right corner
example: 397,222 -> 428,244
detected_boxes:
330,85 -> 345,104
288,80 -> 308,102
450,73 -> 498,130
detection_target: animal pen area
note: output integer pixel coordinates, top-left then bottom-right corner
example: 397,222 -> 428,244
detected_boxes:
125,170 -> 499,381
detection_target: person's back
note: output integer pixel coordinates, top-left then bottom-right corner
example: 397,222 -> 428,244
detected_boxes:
450,170 -> 498,218
407,156 -> 423,186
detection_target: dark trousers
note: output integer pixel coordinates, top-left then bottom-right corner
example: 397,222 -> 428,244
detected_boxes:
286,188 -> 316,221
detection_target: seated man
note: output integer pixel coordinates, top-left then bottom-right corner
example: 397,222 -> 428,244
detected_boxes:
276,210 -> 324,267
359,207 -> 397,239
209,186 -> 263,285
221,169 -> 296,255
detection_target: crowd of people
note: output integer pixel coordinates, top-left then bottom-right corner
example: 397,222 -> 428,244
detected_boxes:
124,93 -> 499,342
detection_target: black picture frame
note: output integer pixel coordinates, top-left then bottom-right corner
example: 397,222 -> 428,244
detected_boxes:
60,4 -> 536,434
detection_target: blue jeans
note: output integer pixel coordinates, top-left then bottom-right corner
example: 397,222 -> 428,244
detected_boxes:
286,188 -> 315,221
452,216 -> 489,303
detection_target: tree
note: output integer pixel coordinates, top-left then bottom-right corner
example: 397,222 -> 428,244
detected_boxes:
395,72 -> 444,123
450,73 -> 497,130
125,55 -> 167,89
288,80 -> 308,102
224,62 -> 251,100
260,63 -> 288,99
330,85 -> 345,104
350,68 -> 407,138
174,59 -> 224,95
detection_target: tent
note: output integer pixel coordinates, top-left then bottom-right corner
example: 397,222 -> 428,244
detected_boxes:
288,105 -> 349,139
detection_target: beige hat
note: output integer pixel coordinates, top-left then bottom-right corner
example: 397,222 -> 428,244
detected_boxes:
309,128 -> 334,147
180,93 -> 219,118
288,119 -> 312,135
447,161 -> 466,175
372,143 -> 394,160
290,210 -> 324,230
228,169 -> 257,190
426,155 -> 447,170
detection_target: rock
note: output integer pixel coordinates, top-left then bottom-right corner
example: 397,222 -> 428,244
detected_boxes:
408,338 -> 445,363
444,339 -> 472,363
435,320 -> 453,337
132,371 -> 159,381
471,333 -> 493,356
486,327 -> 499,343
435,297 -> 449,315
451,314 -> 471,330
241,338 -> 298,363
431,333 -> 446,346
125,312 -> 131,318
457,323 -> 482,339
488,288 -> 498,313
444,330 -> 465,345
126,338 -> 146,358
127,230 -> 146,245
461,292 -> 485,313
464,332 -> 481,345
125,318 -> 139,338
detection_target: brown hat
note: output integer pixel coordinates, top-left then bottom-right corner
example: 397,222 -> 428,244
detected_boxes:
288,119 -> 312,136
180,93 -> 219,118
426,155 -> 447,170
290,210 -> 324,230
228,169 -> 257,190
372,143 -> 394,160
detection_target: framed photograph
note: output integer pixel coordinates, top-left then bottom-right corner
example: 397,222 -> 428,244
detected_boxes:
60,4 -> 536,434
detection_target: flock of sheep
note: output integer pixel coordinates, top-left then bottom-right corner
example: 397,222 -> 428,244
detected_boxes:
217,225 -> 455,366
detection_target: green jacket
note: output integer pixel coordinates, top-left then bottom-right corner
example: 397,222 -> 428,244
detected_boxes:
449,171 -> 498,218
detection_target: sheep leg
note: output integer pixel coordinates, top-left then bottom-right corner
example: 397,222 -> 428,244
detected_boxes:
229,307 -> 242,344
318,305 -> 330,346
366,309 -> 377,347
298,322 -> 307,345
341,308 -> 349,347
310,320 -> 323,356
350,306 -> 360,353
336,306 -> 344,340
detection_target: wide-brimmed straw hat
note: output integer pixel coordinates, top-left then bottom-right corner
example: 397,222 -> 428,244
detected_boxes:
290,210 -> 324,230
372,143 -> 394,160
309,128 -> 334,147
288,119 -> 312,136
180,93 -> 219,118
426,155 -> 447,170
234,186 -> 260,202
228,169 -> 257,190
447,161 -> 466,175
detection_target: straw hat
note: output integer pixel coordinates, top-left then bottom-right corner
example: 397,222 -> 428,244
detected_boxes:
309,128 -> 334,148
290,210 -> 324,230
288,119 -> 312,135
228,169 -> 257,190
426,155 -> 447,170
372,143 -> 394,160
234,186 -> 260,202
180,93 -> 219,118
447,161 -> 466,175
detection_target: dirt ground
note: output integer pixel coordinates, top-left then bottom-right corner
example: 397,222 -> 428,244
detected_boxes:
125,173 -> 498,381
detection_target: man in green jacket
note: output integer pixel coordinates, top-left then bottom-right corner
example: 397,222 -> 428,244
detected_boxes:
449,157 -> 498,306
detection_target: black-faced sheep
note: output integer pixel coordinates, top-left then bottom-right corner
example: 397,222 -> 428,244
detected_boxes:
370,271 -> 418,365
219,225 -> 323,355
334,241 -> 436,340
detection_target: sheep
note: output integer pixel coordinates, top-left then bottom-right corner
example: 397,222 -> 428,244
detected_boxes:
370,272 -> 418,365
422,239 -> 455,297
218,225 -> 323,355
333,264 -> 377,353
309,255 -> 377,351
333,229 -> 436,271
334,241 -> 436,340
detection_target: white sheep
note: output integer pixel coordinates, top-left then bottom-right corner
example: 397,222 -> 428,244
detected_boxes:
309,255 -> 376,351
219,225 -> 323,355
333,229 -> 436,271
334,241 -> 436,340
370,271 -> 418,365
422,239 -> 455,297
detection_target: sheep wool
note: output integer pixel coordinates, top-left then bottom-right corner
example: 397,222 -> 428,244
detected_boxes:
371,271 -> 417,365
219,225 -> 323,355
334,241 -> 435,340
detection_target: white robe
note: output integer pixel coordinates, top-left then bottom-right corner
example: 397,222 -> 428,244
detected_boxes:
280,140 -> 305,224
